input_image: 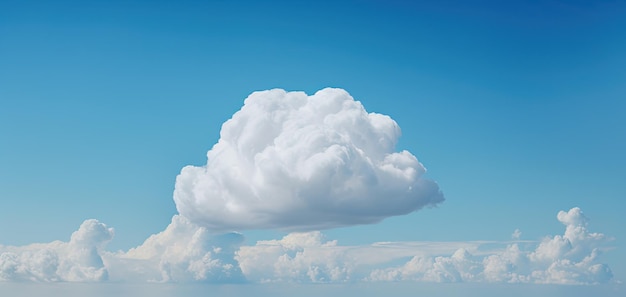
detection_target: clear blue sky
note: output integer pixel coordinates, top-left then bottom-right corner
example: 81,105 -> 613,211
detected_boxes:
1,0 -> 625,293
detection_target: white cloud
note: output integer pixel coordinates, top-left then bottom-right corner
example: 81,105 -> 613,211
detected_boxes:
0,219 -> 113,282
512,229 -> 521,240
369,207 -> 613,284
105,215 -> 245,283
0,89 -> 616,285
173,88 -> 444,232
235,231 -> 351,283
235,232 -> 485,283
0,208 -> 616,285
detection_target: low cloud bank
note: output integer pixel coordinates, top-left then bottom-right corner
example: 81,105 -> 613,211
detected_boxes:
368,208 -> 612,284
0,220 -> 113,282
0,208 -> 614,284
105,215 -> 244,283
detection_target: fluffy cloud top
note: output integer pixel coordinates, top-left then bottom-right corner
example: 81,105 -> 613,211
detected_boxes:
236,231 -> 351,283
173,88 -> 444,231
106,215 -> 244,283
0,220 -> 113,282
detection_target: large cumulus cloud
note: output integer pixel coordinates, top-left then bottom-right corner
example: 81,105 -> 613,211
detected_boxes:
173,88 -> 444,231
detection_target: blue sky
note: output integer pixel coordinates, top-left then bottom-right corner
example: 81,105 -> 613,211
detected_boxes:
1,0 -> 625,295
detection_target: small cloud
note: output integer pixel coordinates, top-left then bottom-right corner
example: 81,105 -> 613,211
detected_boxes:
0,219 -> 113,282
235,231 -> 350,283
107,215 -> 245,283
173,88 -> 444,232
512,229 -> 522,240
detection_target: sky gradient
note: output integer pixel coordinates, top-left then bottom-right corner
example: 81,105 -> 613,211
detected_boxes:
1,0 -> 625,295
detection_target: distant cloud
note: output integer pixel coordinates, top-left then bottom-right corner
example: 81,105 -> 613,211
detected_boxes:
236,208 -> 614,285
0,220 -> 113,282
173,88 -> 444,231
368,208 -> 613,284
0,208 -> 615,284
105,215 -> 244,283
512,229 -> 522,240
235,232 -> 481,283
236,231 -> 351,283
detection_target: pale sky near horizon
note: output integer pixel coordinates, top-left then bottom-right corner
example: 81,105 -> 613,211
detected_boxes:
1,0 -> 625,295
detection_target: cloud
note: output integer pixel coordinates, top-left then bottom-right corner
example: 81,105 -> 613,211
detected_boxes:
0,91 -> 615,285
0,216 -> 244,284
173,88 -> 444,231
0,219 -> 113,282
105,215 -> 245,283
235,231 -> 352,283
234,209 -> 613,285
232,208 -> 614,285
368,207 -> 613,284
0,208 -> 616,285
